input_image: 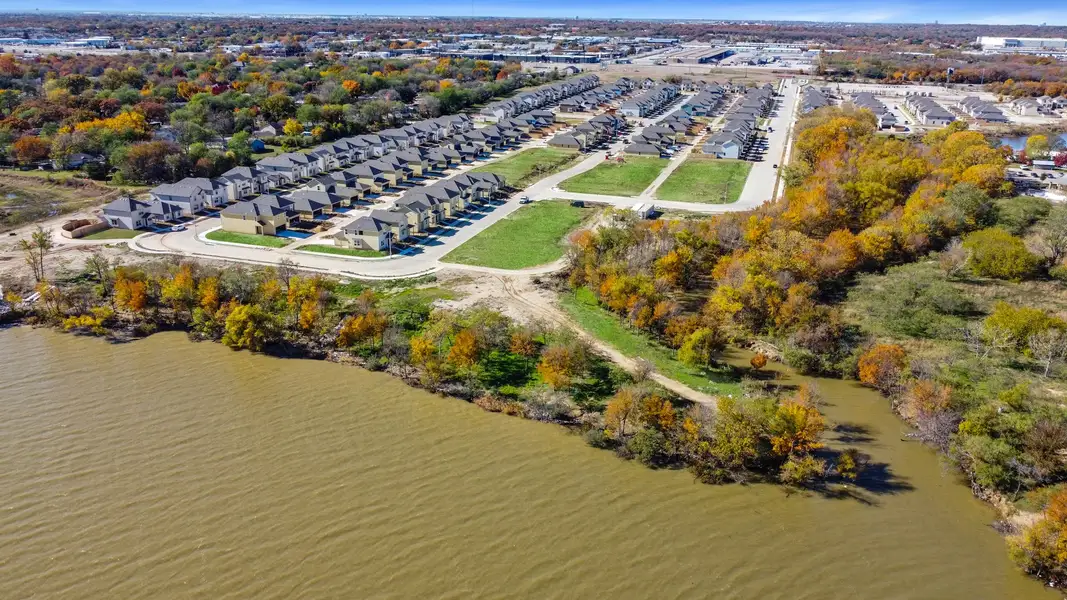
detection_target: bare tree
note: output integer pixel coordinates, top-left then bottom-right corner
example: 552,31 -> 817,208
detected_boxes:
1029,329 -> 1067,378
85,252 -> 113,293
18,226 -> 53,282
632,358 -> 654,382
1034,206 -> 1067,266
277,258 -> 297,290
938,239 -> 968,278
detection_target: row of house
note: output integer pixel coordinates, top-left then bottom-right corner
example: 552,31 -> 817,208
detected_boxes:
479,75 -> 601,122
557,77 -> 636,113
548,113 -> 629,151
679,83 -> 726,117
103,105 -> 566,232
904,96 -> 956,127
701,85 -> 776,159
956,96 -> 1008,123
800,86 -> 830,114
103,74 -> 609,232
851,92 -> 898,129
1007,96 -> 1066,117
334,173 -> 506,251
619,84 -> 681,118
626,110 -> 698,156
216,115 -> 556,236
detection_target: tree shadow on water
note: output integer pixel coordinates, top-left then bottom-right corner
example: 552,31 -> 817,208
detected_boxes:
832,422 -> 875,444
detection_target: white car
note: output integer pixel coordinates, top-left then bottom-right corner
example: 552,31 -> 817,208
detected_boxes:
170,224 -> 187,232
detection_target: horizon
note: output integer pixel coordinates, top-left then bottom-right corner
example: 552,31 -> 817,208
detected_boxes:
1,4 -> 1066,27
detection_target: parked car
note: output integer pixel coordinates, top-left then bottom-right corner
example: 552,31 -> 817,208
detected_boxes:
519,196 -> 531,204
570,200 -> 585,208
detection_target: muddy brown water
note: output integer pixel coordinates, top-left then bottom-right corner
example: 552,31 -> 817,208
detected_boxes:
0,328 -> 1054,599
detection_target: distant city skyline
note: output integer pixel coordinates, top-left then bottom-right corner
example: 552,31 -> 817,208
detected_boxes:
0,1 -> 1066,26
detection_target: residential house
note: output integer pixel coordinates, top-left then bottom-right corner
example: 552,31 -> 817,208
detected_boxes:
149,178 -> 227,215
101,197 -> 180,230
286,190 -> 340,218
335,212 -> 408,251
219,195 -> 293,235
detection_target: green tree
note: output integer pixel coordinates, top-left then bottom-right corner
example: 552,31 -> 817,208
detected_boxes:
222,303 -> 275,352
962,228 -> 1038,281
677,327 -> 726,368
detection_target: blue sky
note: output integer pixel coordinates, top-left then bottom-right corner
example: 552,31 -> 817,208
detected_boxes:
2,0 -> 1066,25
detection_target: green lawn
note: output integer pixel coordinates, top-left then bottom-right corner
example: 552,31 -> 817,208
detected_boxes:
81,228 -> 141,240
441,201 -> 590,269
559,157 -> 668,197
472,147 -> 580,189
559,287 -> 742,396
205,230 -> 291,248
297,243 -> 388,258
655,157 -> 751,204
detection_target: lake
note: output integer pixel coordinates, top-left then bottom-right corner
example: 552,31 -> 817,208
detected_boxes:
0,328 -> 1054,599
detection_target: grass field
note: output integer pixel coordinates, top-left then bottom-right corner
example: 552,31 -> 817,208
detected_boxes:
297,243 -> 387,258
559,157 -> 668,197
441,201 -> 590,269
205,230 -> 291,248
472,148 -> 580,189
655,157 -> 751,204
560,287 -> 742,396
81,228 -> 141,240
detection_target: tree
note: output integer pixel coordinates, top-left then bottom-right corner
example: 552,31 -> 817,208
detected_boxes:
1010,489 -> 1067,587
1034,206 -> 1067,266
537,343 -> 581,389
283,118 -> 303,137
769,395 -> 826,456
638,394 -> 676,431
198,276 -> 220,313
1025,134 -> 1052,160
85,252 -> 112,293
160,264 -> 197,313
857,344 -> 907,394
337,310 -> 388,347
276,258 -> 297,290
985,301 -> 1065,351
12,135 -> 49,165
962,228 -> 1038,281
113,276 -> 147,312
261,94 -> 296,122
677,327 -> 725,368
18,226 -> 53,282
710,397 -> 764,474
447,329 -> 481,373
604,387 -> 639,439
116,142 -> 182,184
222,303 -> 274,351
1029,329 -> 1067,378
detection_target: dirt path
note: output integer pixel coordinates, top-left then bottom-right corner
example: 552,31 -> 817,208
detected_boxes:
491,273 -> 719,408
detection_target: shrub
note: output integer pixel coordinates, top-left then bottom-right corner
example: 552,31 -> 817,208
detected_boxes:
963,227 -> 1039,281
778,454 -> 827,486
1010,489 -> 1067,587
995,196 -> 1051,235
857,344 -> 907,394
627,428 -> 671,467
1050,264 -> 1067,283
984,301 -> 1066,351
584,427 -> 615,449
750,353 -> 768,370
